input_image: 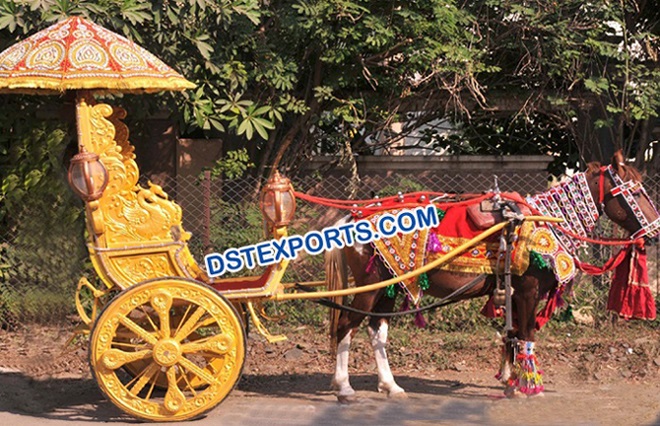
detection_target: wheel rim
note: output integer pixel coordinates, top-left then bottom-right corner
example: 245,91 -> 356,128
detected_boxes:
90,279 -> 245,422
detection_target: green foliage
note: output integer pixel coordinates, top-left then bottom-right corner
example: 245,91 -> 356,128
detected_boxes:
376,178 -> 426,197
431,113 -> 580,176
0,101 -> 88,327
208,199 -> 265,254
477,0 -> 660,164
205,148 -> 254,180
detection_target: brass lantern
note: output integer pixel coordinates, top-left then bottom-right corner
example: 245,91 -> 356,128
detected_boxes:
260,170 -> 296,227
67,148 -> 109,202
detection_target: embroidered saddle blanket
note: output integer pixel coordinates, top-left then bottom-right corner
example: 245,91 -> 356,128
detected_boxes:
365,195 -> 578,305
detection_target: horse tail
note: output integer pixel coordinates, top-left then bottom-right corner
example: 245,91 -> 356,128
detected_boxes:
326,247 -> 348,356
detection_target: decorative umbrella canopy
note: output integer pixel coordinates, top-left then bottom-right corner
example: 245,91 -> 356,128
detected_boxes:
0,15 -> 194,94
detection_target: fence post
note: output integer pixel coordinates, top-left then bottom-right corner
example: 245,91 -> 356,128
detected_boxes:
203,170 -> 211,253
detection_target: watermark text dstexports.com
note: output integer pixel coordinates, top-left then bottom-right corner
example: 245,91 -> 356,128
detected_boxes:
204,205 -> 439,277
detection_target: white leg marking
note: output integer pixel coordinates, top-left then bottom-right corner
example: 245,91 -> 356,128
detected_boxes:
499,359 -> 512,383
332,333 -> 356,398
368,320 -> 406,397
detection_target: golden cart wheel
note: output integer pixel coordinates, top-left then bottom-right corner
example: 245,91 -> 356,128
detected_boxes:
89,278 -> 246,422
118,306 -> 204,391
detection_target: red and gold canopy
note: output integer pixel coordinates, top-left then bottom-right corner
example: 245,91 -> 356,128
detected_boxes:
0,16 -> 195,94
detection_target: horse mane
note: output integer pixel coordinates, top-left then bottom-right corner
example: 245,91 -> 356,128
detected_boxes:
586,162 -> 601,175
585,161 -> 643,182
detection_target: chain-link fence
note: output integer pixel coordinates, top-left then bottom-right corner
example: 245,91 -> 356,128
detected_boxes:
1,170 -> 659,328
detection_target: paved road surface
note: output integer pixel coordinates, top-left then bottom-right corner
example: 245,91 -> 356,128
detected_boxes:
2,369 -> 660,425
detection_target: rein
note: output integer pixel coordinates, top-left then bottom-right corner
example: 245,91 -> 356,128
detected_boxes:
293,191 -> 452,210
293,190 -> 493,212
293,274 -> 487,318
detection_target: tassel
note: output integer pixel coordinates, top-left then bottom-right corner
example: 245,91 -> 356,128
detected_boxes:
400,294 -> 410,312
511,341 -> 544,395
414,311 -> 427,328
385,284 -> 397,299
365,254 -> 377,274
530,250 -> 550,270
427,233 -> 442,253
418,272 -> 430,290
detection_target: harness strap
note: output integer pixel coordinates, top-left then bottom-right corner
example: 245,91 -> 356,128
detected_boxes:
293,274 -> 487,318
598,166 -> 606,208
604,165 -> 660,239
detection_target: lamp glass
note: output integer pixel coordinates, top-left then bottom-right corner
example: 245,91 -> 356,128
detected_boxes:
262,191 -> 278,223
279,191 -> 295,223
68,152 -> 109,201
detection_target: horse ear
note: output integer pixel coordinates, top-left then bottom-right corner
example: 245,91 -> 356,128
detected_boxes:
611,150 -> 626,178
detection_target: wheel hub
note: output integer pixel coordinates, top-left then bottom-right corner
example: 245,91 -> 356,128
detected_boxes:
152,339 -> 182,367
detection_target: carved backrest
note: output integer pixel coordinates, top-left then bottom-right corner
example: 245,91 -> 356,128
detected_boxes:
80,98 -> 206,289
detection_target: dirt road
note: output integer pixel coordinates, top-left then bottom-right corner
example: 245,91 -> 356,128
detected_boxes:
2,368 -> 660,425
2,325 -> 660,425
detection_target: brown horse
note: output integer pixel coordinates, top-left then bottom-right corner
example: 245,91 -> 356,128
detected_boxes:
326,152 -> 660,401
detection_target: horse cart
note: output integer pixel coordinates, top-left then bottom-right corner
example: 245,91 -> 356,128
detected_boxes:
4,16 -> 660,423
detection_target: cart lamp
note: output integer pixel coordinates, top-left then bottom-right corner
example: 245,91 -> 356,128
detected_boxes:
261,170 -> 296,228
68,148 -> 109,202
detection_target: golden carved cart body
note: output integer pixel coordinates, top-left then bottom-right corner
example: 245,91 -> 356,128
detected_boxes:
0,16 -> 291,422
71,95 -> 292,422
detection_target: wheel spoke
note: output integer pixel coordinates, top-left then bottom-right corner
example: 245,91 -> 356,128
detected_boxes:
182,334 -> 233,356
180,370 -> 198,396
178,356 -> 220,386
164,366 -> 186,413
150,291 -> 173,338
101,348 -> 152,370
139,305 -> 160,332
119,316 -> 159,345
173,306 -> 206,342
111,341 -> 148,350
129,362 -> 161,396
173,304 -> 193,338
145,370 -> 160,401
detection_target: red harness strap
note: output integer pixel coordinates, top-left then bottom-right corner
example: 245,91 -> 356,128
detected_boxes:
598,166 -> 606,207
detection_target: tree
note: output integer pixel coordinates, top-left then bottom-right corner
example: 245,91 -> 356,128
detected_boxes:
2,0 -> 658,193
0,0 -> 490,200
463,0 -> 660,172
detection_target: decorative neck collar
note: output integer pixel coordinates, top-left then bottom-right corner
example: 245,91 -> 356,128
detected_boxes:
526,172 -> 599,254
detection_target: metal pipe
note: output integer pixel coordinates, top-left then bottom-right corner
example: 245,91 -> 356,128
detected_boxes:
273,221 -> 509,301
273,215 -> 562,301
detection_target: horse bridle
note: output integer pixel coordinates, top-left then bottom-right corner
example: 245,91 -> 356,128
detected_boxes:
598,165 -> 660,240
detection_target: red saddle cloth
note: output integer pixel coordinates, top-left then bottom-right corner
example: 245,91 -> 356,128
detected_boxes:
427,196 -> 533,276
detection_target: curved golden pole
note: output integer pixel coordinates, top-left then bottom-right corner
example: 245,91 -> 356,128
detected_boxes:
273,215 -> 562,301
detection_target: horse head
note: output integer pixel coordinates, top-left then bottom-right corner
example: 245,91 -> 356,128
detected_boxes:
588,151 -> 660,240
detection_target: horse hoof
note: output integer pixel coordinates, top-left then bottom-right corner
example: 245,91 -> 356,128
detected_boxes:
389,391 -> 408,400
504,387 -> 523,399
337,394 -> 359,404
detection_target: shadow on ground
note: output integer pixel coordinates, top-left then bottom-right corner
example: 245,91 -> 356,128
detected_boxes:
0,371 -> 133,422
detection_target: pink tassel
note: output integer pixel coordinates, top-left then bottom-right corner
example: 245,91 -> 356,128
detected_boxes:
427,232 -> 442,253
